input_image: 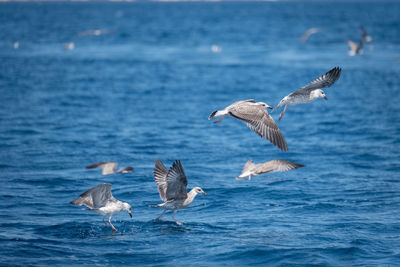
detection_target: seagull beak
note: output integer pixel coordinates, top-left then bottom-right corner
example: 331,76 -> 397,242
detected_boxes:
202,191 -> 208,195
324,96 -> 328,100
129,211 -> 132,218
266,105 -> 273,110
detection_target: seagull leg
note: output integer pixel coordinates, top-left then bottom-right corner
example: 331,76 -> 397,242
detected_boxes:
172,211 -> 182,226
156,209 -> 167,220
213,116 -> 225,124
103,217 -> 108,227
248,174 -> 252,181
279,105 -> 287,121
109,216 -> 117,232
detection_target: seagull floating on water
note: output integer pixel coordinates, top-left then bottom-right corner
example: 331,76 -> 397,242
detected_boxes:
361,26 -> 372,43
86,162 -> 133,175
237,159 -> 304,180
152,160 -> 207,225
300,27 -> 321,43
209,99 -> 288,151
274,67 -> 342,120
347,39 -> 363,56
70,183 -> 132,232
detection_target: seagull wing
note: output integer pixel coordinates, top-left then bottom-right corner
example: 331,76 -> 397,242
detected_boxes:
347,40 -> 358,52
292,67 -> 342,95
86,162 -> 117,175
117,166 -> 134,173
70,183 -> 113,209
238,160 -> 255,177
154,160 -> 168,202
254,160 -> 304,175
165,160 -> 188,201
228,102 -> 288,151
301,28 -> 320,43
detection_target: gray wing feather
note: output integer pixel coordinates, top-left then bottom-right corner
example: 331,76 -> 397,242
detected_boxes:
154,160 -> 168,202
254,160 -> 304,175
228,103 -> 288,151
166,160 -> 188,201
292,67 -> 342,95
242,160 -> 254,173
70,183 -> 113,209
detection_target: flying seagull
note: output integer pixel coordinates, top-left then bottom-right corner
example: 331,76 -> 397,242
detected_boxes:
70,183 -> 132,232
300,27 -> 321,43
237,159 -> 304,180
274,67 -> 342,120
77,29 -> 113,37
152,160 -> 207,225
360,26 -> 372,43
209,99 -> 288,151
86,162 -> 134,175
347,39 -> 363,56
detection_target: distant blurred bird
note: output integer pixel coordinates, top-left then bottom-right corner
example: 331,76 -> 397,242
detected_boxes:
63,42 -> 75,50
152,160 -> 207,225
13,42 -> 19,49
77,29 -> 112,37
347,39 -> 363,56
237,159 -> 304,180
209,100 -> 288,151
360,26 -> 372,43
70,183 -> 132,232
86,162 -> 134,175
300,27 -> 321,43
274,67 -> 342,120
211,44 -> 222,53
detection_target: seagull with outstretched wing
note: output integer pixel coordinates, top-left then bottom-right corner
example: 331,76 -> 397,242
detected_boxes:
209,100 -> 288,151
274,67 -> 342,120
70,183 -> 132,232
86,162 -> 134,175
237,159 -> 304,180
152,160 -> 207,225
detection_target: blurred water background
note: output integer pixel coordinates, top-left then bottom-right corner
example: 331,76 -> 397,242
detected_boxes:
0,1 -> 400,265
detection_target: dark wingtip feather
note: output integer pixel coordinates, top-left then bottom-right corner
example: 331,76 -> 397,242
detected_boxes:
70,199 -> 79,206
125,166 -> 134,172
209,110 -> 218,120
85,162 -> 104,169
294,163 -> 305,168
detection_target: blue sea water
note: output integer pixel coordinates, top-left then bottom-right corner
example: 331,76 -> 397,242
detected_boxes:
1,1 -> 400,266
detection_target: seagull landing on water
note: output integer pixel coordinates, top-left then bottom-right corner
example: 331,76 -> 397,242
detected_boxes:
70,183 -> 132,232
209,99 -> 288,151
151,160 -> 207,225
86,162 -> 134,175
274,67 -> 342,120
347,39 -> 363,56
237,159 -> 304,180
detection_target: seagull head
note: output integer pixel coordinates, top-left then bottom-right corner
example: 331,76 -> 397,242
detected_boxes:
257,102 -> 273,110
311,89 -> 328,100
123,202 -> 132,218
193,187 -> 207,196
